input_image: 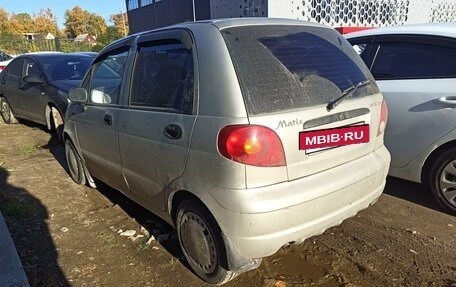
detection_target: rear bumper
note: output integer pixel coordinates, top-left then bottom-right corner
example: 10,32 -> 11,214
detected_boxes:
202,145 -> 390,259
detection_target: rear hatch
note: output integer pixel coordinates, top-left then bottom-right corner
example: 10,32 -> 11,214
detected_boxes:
221,24 -> 383,181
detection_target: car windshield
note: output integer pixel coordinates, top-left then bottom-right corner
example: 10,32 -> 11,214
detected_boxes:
40,56 -> 94,81
222,25 -> 378,115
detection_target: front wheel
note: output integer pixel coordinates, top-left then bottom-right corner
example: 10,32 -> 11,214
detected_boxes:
427,148 -> 456,214
176,200 -> 238,285
0,97 -> 18,124
65,140 -> 86,185
50,107 -> 64,142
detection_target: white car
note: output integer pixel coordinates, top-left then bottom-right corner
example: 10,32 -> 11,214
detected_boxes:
0,51 -> 13,73
346,23 -> 456,214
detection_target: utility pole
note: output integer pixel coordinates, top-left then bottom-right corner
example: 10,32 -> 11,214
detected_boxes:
121,1 -> 127,36
192,0 -> 196,21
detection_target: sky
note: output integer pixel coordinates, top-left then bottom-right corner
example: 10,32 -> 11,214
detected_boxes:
0,0 -> 127,28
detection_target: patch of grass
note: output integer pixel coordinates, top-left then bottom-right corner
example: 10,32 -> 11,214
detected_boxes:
19,143 -> 39,157
2,201 -> 29,216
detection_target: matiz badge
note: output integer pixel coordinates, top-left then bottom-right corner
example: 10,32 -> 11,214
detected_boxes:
299,124 -> 369,151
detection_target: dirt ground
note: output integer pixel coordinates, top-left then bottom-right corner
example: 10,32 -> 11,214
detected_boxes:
0,120 -> 455,287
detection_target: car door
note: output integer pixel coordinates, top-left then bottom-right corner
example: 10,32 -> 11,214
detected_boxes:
72,46 -> 132,192
118,30 -> 196,210
18,58 -> 47,123
369,35 -> 456,168
1,58 -> 25,116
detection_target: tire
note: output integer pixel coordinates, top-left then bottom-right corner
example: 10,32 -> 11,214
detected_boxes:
427,148 -> 456,214
65,140 -> 86,185
176,200 -> 238,285
0,97 -> 18,124
50,107 -> 64,143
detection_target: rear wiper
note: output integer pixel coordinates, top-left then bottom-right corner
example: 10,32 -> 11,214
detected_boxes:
326,79 -> 371,112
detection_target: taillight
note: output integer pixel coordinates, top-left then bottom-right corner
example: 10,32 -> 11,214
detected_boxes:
218,125 -> 286,167
377,99 -> 388,136
0,65 -> 5,72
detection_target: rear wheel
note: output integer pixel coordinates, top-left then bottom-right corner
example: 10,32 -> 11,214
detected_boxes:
0,97 -> 17,124
427,148 -> 456,214
176,200 -> 238,285
65,139 -> 86,185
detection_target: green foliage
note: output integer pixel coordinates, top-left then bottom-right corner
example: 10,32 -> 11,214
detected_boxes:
19,143 -> 38,157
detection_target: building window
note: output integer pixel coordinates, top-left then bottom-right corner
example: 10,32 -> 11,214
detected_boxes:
127,0 -> 139,11
141,0 -> 154,6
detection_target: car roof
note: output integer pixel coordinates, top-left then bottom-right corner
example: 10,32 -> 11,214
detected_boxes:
345,22 -> 456,39
128,17 -> 332,38
17,52 -> 97,60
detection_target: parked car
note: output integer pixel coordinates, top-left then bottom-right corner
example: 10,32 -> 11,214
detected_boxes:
0,51 -> 14,73
346,23 -> 456,214
64,18 -> 390,284
0,52 -> 96,140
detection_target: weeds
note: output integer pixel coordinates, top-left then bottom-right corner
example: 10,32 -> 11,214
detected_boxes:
168,257 -> 178,271
19,143 -> 39,157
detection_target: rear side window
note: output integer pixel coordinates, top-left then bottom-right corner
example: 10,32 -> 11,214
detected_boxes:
371,41 -> 456,80
6,58 -> 24,77
130,42 -> 194,114
222,25 -> 377,115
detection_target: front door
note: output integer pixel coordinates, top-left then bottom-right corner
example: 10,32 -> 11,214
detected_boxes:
72,48 -> 131,192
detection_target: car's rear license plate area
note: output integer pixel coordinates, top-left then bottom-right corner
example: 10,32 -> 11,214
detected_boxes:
299,124 -> 369,154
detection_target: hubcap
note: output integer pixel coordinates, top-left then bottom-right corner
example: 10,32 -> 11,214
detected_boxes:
439,160 -> 456,207
180,212 -> 217,274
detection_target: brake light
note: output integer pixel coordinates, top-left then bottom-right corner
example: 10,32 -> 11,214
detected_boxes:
0,65 -> 5,72
218,125 -> 286,167
377,99 -> 388,136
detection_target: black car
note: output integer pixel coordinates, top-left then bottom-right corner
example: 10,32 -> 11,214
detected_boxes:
0,52 -> 96,140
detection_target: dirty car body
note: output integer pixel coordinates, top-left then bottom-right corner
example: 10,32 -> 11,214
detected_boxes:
64,18 -> 390,284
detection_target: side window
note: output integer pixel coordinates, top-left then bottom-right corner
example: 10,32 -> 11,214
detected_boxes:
24,59 -> 44,80
6,58 -> 24,77
88,49 -> 129,105
348,37 -> 376,69
371,41 -> 456,80
130,41 -> 194,114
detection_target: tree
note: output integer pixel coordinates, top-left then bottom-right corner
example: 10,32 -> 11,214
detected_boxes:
87,13 -> 107,37
97,26 -> 122,45
10,13 -> 33,34
34,8 -> 58,35
110,13 -> 129,36
64,6 -> 107,39
0,8 -> 14,37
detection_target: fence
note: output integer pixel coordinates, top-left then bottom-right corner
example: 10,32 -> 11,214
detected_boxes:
0,38 -> 100,55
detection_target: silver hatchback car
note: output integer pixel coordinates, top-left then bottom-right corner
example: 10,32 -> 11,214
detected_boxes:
64,18 -> 390,284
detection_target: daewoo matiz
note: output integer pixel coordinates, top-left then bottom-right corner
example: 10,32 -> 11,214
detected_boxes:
64,18 -> 390,284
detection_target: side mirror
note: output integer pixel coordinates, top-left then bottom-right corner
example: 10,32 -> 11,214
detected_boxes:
68,88 -> 88,103
23,74 -> 43,84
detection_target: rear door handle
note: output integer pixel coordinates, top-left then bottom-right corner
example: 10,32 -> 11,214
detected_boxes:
438,97 -> 456,106
164,124 -> 182,139
103,114 -> 113,125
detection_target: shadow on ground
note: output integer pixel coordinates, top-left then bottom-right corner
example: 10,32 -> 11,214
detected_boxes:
383,176 -> 451,215
42,135 -> 189,271
0,167 -> 70,287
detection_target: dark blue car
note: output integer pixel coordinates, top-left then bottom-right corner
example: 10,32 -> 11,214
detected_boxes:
0,52 -> 96,140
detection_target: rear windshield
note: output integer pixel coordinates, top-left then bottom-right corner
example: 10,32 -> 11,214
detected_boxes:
222,25 -> 378,115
